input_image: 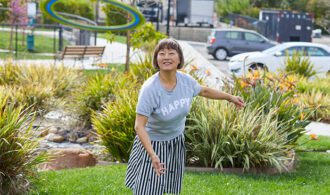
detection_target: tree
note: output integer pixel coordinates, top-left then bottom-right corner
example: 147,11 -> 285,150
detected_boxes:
103,0 -> 138,72
8,0 -> 28,51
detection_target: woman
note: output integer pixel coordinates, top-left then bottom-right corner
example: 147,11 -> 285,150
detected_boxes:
125,38 -> 245,195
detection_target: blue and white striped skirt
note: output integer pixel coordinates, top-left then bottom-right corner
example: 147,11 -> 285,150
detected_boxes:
125,134 -> 185,195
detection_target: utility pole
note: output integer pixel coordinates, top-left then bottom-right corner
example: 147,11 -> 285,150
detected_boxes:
166,0 -> 171,36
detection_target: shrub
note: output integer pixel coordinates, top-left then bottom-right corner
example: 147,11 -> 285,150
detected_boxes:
185,98 -> 293,170
91,75 -> 139,162
0,62 -> 82,113
74,73 -> 118,123
284,52 -> 316,78
296,89 -> 330,122
234,72 -> 310,145
41,0 -> 94,24
0,93 -> 45,194
129,55 -> 157,83
296,75 -> 330,95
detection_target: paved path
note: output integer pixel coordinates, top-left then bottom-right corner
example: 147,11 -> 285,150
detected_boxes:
305,122 -> 330,137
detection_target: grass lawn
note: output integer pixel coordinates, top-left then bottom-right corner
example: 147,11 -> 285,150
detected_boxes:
0,31 -> 68,59
83,64 -> 126,77
0,52 -> 55,60
97,33 -> 127,44
29,137 -> 330,194
297,135 -> 330,151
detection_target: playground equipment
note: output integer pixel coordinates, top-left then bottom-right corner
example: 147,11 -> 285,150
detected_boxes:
42,0 -> 145,32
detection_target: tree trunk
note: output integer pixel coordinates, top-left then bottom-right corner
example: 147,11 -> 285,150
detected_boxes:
125,30 -> 131,72
9,26 -> 14,52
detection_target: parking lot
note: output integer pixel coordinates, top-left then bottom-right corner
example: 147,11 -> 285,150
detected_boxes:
187,35 -> 330,77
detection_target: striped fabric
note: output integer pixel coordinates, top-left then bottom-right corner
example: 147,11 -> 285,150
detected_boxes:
125,134 -> 185,195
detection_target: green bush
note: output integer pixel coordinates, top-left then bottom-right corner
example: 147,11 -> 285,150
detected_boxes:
91,75 -> 139,162
74,73 -> 118,123
103,3 -> 128,26
0,93 -> 45,194
284,52 -> 316,78
0,0 -> 9,23
185,98 -> 293,170
41,0 -> 94,24
130,22 -> 167,54
0,61 -> 82,113
234,74 -> 310,145
297,89 -> 330,122
296,75 -> 330,95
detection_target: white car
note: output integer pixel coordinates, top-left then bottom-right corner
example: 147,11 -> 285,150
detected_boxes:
228,42 -> 330,76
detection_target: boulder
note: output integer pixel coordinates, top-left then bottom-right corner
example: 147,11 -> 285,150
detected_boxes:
38,129 -> 49,137
47,133 -> 65,143
76,136 -> 88,144
39,148 -> 97,171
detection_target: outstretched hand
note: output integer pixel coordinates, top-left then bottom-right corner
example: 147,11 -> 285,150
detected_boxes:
229,95 -> 245,109
151,155 -> 166,176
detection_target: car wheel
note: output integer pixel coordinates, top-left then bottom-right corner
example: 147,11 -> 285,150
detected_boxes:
214,48 -> 228,61
248,63 -> 268,73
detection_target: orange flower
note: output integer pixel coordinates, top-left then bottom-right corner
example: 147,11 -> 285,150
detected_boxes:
98,63 -> 108,68
310,133 -> 318,140
239,80 -> 249,88
190,64 -> 199,71
300,112 -> 305,120
205,69 -> 211,76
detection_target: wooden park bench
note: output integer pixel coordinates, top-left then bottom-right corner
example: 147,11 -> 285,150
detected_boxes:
56,45 -> 105,66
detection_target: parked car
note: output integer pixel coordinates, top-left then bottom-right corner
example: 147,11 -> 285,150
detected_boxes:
228,42 -> 330,76
206,29 -> 276,60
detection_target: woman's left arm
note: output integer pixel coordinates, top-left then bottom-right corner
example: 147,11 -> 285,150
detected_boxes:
198,86 -> 245,108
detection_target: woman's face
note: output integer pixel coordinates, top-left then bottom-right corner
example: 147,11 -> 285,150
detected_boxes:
157,48 -> 180,71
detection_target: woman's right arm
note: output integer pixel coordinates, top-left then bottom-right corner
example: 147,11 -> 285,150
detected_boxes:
134,114 -> 166,176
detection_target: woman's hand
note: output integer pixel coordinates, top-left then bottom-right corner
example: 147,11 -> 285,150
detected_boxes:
229,95 -> 245,109
151,155 -> 166,176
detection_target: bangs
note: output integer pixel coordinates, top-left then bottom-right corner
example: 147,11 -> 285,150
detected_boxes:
157,39 -> 180,51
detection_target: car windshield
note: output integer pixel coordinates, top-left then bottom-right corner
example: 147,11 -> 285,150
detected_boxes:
262,44 -> 287,54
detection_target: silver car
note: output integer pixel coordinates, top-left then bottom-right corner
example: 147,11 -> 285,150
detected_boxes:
206,29 -> 276,60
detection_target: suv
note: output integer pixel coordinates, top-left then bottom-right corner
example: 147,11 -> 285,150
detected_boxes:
206,29 -> 276,60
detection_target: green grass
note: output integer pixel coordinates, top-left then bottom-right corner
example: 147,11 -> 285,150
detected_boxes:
29,137 -> 330,194
0,52 -> 55,60
83,64 -> 126,77
297,135 -> 330,151
0,31 -> 68,59
97,33 -> 127,44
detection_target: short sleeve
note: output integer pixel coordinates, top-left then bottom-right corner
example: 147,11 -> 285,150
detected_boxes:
136,86 -> 154,117
186,74 -> 202,97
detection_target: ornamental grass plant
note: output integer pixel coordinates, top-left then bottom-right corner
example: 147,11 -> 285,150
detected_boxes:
91,75 -> 139,162
0,61 -> 82,113
0,93 -> 45,194
186,98 -> 298,171
284,51 -> 316,78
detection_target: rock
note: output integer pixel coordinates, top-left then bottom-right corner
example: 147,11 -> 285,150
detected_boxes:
47,133 -> 65,143
48,126 -> 59,134
38,129 -> 49,137
86,131 -> 98,142
39,148 -> 97,170
68,132 -> 78,143
76,136 -> 88,144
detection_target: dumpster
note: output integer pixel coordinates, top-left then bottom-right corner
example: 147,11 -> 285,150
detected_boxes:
27,34 -> 34,52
